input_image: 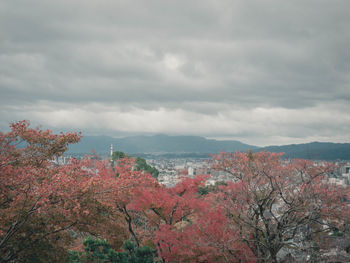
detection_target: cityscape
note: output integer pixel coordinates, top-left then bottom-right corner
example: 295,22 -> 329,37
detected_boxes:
54,147 -> 350,187
1,0 -> 350,262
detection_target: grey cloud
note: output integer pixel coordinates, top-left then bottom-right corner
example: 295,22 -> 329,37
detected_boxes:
1,0 -> 350,145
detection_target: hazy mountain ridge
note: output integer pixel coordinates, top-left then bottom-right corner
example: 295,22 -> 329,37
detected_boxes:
68,134 -> 257,154
68,135 -> 350,160
260,142 -> 350,160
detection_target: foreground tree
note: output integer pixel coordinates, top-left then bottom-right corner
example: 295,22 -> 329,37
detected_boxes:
211,151 -> 350,262
2,121 -> 349,262
133,176 -> 210,261
0,121 -> 120,262
0,121 -> 85,261
132,175 -> 255,262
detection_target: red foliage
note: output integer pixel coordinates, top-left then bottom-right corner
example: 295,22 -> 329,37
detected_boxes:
2,121 -> 348,263
210,151 -> 350,262
0,121 -> 84,261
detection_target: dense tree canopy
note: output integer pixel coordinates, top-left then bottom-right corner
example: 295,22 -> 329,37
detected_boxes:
211,151 -> 350,262
0,121 -> 83,262
1,121 -> 349,262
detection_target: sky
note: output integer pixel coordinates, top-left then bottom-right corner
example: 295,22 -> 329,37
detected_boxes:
1,0 -> 350,146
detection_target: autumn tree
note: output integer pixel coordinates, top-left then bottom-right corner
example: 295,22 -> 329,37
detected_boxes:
0,121 -> 126,262
132,176 -> 209,262
131,175 -> 250,262
0,121 -> 84,261
211,151 -> 350,262
3,121 -> 348,263
94,156 -> 159,247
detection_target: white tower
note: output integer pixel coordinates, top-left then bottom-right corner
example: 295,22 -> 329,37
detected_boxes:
110,144 -> 113,160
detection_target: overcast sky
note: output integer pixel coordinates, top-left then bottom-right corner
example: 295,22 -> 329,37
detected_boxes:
1,0 -> 350,146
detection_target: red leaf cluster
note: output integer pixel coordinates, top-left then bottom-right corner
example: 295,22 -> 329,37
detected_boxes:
1,121 -> 349,263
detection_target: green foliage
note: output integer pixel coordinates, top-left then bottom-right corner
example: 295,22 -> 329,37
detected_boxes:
111,151 -> 159,179
134,157 -> 159,179
198,186 -> 210,196
111,151 -> 128,168
332,228 -> 344,237
122,240 -> 154,263
112,151 -> 127,160
68,237 -> 154,263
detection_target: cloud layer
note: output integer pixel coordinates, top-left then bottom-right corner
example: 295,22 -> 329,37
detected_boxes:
1,0 -> 349,146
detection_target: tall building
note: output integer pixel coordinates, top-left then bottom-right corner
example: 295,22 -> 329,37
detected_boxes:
110,144 -> 113,162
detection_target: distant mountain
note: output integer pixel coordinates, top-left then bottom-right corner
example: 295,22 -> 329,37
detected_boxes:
68,134 -> 257,154
67,135 -> 350,160
260,142 -> 350,161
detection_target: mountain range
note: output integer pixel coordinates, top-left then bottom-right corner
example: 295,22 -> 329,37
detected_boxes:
67,134 -> 350,160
